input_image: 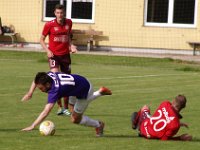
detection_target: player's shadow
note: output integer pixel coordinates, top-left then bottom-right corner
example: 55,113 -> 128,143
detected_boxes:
104,134 -> 137,139
86,114 -> 128,118
0,129 -> 20,132
188,138 -> 200,143
104,134 -> 200,142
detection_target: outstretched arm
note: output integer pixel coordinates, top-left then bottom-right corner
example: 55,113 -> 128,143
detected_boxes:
169,134 -> 192,141
21,81 -> 36,101
180,122 -> 189,128
161,126 -> 192,141
22,103 -> 55,131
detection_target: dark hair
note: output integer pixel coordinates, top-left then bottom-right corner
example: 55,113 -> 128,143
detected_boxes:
34,72 -> 53,85
54,4 -> 65,11
175,95 -> 187,109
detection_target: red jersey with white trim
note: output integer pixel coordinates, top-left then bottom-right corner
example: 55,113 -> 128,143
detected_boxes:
140,101 -> 180,140
42,18 -> 72,56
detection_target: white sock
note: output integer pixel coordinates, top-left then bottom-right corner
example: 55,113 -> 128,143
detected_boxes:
87,91 -> 101,101
93,91 -> 101,97
79,116 -> 100,128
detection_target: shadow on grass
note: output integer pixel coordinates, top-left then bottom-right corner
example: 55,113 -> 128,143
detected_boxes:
104,134 -> 200,142
86,114 -> 128,118
104,134 -> 137,139
176,66 -> 200,72
0,129 -> 22,132
189,138 -> 200,143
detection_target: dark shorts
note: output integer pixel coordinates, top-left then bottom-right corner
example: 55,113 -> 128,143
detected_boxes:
48,54 -> 71,74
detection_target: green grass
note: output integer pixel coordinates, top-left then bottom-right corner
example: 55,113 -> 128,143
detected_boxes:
0,50 -> 200,150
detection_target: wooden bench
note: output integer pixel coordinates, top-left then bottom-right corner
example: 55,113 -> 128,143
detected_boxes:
0,17 -> 18,44
187,41 -> 200,56
72,29 -> 103,51
0,33 -> 18,44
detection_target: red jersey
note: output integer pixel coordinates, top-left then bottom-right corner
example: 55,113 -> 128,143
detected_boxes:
42,19 -> 72,56
140,101 -> 181,140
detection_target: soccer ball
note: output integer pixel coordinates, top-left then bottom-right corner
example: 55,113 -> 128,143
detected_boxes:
39,120 -> 55,136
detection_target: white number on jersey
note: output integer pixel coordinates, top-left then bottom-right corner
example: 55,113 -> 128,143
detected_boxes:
58,74 -> 75,86
48,72 -> 59,87
149,110 -> 167,132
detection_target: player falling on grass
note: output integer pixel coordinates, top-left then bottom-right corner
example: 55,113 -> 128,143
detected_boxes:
22,72 -> 112,137
22,4 -> 77,116
131,95 -> 192,141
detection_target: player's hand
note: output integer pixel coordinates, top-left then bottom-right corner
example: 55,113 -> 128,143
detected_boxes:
21,125 -> 35,131
180,122 -> 189,128
47,50 -> 54,58
70,44 -> 78,53
21,93 -> 32,102
180,134 -> 192,141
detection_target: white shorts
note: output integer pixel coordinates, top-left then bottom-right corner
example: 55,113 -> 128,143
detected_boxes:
69,83 -> 94,114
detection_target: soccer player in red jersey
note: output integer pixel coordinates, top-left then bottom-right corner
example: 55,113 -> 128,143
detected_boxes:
22,4 -> 77,116
131,95 -> 192,141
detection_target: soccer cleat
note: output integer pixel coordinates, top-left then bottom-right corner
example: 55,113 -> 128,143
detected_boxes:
141,105 -> 150,113
63,109 -> 71,116
99,87 -> 112,95
131,112 -> 139,130
95,121 -> 105,137
57,108 -> 64,115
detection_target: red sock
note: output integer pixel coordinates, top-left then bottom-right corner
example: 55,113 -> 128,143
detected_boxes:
63,97 -> 69,109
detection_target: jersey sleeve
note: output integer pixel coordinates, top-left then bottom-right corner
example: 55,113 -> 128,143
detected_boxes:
161,124 -> 181,140
47,91 -> 59,103
161,121 -> 179,140
67,19 -> 72,32
42,22 -> 51,36
66,19 -> 73,41
161,134 -> 181,140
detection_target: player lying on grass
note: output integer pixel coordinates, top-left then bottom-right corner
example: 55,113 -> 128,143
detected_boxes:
22,72 -> 112,137
131,95 -> 192,141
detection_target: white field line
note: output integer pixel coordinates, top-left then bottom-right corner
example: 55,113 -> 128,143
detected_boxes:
89,73 -> 199,80
0,73 -> 198,79
0,58 -> 36,62
0,92 -> 25,97
0,91 -> 40,97
0,73 -> 198,97
0,73 -> 199,98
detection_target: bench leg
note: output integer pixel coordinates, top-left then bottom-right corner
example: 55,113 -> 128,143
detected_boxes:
11,35 -> 15,44
87,40 -> 91,52
8,35 -> 17,44
87,40 -> 93,52
193,45 -> 196,56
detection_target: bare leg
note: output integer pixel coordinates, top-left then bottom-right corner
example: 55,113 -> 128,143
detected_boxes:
63,97 -> 69,109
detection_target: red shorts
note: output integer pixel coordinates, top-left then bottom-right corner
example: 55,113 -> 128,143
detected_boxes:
138,107 -> 151,129
138,107 -> 151,137
48,54 -> 71,74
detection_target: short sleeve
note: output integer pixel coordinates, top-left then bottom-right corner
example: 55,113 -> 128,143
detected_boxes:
67,19 -> 72,32
47,91 -> 59,103
70,19 -> 72,31
42,22 -> 51,36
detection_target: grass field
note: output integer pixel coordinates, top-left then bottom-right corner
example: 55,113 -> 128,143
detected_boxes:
0,50 -> 200,150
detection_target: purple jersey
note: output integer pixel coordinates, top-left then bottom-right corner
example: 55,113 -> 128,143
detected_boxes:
47,72 -> 90,103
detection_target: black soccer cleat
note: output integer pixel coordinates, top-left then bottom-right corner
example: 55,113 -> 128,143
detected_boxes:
131,112 -> 139,130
